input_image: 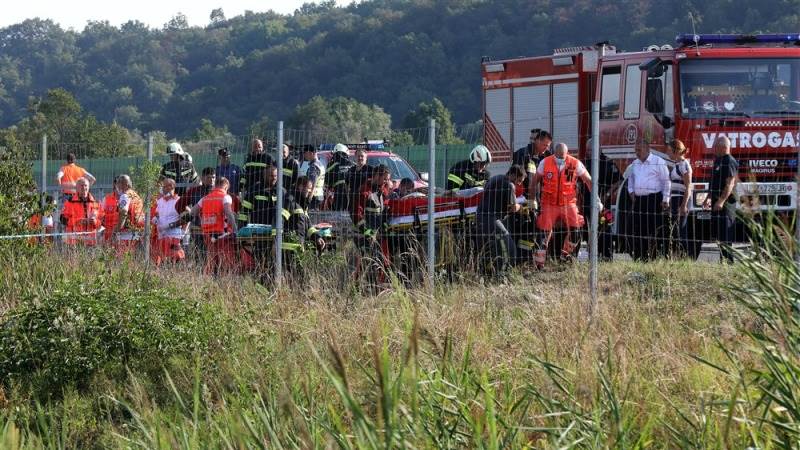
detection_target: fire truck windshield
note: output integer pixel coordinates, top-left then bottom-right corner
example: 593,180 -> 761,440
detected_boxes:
679,58 -> 800,118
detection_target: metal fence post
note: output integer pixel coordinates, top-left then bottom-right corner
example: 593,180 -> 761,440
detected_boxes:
796,139 -> 800,268
427,118 -> 436,293
143,133 -> 154,265
275,121 -> 285,286
589,103 -> 600,315
41,134 -> 47,208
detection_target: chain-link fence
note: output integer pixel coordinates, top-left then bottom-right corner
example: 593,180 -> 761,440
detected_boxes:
10,110 -> 800,301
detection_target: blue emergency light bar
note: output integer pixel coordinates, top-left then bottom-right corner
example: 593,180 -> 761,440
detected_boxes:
319,142 -> 385,151
676,33 -> 800,47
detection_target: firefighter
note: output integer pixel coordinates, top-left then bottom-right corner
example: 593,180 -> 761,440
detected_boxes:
284,176 -> 327,275
239,165 -> 287,277
531,143 -> 595,268
112,174 -> 145,256
59,177 -> 103,246
325,143 -> 354,210
190,177 -> 238,276
56,153 -> 96,201
176,167 -> 216,261
160,142 -> 198,195
354,164 -> 392,287
446,145 -> 492,191
513,129 -> 553,200
302,144 -> 325,209
101,176 -> 120,243
281,144 -> 300,190
475,165 -> 525,276
240,138 -> 274,196
346,147 -> 373,224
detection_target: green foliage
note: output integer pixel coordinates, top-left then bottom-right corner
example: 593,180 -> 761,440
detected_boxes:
0,150 -> 39,236
191,118 -> 230,141
0,268 -> 229,398
0,2 -> 797,137
128,159 -> 163,208
3,89 -> 141,157
403,98 -> 462,145
287,95 -> 391,143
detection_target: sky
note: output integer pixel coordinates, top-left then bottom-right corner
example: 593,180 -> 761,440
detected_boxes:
0,0 -> 349,30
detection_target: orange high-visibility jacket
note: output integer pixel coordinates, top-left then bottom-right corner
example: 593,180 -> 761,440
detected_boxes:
200,188 -> 228,235
61,193 -> 103,245
540,155 -> 580,207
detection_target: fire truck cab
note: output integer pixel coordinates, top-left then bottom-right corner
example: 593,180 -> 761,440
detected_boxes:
482,34 -> 800,257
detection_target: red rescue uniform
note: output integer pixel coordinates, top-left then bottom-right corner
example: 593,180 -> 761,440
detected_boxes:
199,188 -> 236,275
536,155 -> 585,231
101,191 -> 119,242
61,193 -> 104,246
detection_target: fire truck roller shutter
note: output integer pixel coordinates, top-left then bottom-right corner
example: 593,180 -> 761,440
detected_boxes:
553,82 -> 579,151
513,85 -> 550,151
485,88 -> 512,151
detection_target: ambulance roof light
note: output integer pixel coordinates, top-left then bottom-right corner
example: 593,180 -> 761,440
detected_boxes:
675,33 -> 800,47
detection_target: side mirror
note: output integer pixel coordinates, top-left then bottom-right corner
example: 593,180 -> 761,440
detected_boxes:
420,172 -> 429,182
660,115 -> 674,129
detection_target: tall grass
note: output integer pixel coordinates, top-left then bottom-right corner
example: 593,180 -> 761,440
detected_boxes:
0,223 -> 798,448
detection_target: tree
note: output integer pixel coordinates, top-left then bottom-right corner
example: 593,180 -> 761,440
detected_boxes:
287,96 -> 391,143
28,88 -> 82,143
210,8 -> 226,24
402,98 -> 462,145
165,13 -> 189,31
192,118 -> 230,141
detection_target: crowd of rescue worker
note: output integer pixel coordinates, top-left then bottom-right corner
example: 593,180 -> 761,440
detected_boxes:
34,128 -> 740,286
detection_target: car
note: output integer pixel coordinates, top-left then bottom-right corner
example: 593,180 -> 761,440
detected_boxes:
299,147 -> 429,190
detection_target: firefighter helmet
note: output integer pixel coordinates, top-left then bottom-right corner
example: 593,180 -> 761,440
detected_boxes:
166,142 -> 184,156
333,143 -> 349,154
469,145 -> 492,164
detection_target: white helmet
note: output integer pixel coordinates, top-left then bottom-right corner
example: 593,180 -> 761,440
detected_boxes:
469,145 -> 492,164
333,143 -> 349,154
166,142 -> 184,156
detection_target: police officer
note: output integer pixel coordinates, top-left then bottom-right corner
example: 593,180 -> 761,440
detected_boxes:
446,145 -> 492,191
240,138 -> 274,196
325,143 -> 355,210
161,143 -> 198,195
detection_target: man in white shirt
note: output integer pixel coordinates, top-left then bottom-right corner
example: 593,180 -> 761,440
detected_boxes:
626,138 -> 670,260
152,178 -> 186,265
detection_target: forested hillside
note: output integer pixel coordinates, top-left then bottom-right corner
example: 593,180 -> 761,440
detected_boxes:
0,0 -> 797,137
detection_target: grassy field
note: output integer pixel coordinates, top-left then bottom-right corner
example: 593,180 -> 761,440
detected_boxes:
0,236 -> 797,448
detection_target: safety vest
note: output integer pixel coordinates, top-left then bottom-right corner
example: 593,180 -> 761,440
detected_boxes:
101,192 -> 119,239
59,164 -> 87,195
200,188 -> 227,235
120,189 -> 145,232
62,194 -> 102,245
540,155 -> 579,207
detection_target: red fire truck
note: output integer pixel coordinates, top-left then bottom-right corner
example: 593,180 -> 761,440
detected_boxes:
482,34 -> 800,257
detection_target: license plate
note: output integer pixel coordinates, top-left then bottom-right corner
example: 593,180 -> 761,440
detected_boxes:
740,184 -> 794,195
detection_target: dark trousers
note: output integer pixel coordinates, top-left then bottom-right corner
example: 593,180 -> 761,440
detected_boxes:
476,217 -> 516,275
631,193 -> 664,261
668,195 -> 689,257
712,206 -> 736,262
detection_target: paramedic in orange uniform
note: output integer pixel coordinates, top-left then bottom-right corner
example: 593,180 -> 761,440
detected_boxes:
532,143 -> 595,268
190,177 -> 238,276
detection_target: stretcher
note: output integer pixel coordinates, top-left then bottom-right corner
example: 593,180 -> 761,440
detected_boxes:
386,189 -> 484,231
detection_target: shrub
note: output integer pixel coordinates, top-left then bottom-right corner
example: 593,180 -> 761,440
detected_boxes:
0,269 -> 230,398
